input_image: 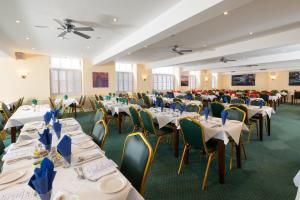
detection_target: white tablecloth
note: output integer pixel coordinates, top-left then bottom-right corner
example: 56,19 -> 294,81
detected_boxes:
1,118 -> 143,200
102,101 -> 140,116
201,95 -> 217,101
4,105 -> 50,129
147,108 -> 199,129
55,99 -> 78,107
294,171 -> 300,200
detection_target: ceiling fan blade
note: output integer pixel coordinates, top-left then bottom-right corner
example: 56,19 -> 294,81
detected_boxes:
178,52 -> 184,55
54,18 -> 66,28
73,31 -> 91,39
58,31 -> 67,37
73,27 -> 94,31
180,50 -> 193,52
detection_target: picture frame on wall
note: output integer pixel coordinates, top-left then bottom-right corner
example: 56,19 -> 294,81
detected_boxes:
180,75 -> 189,86
93,72 -> 109,88
289,71 -> 300,86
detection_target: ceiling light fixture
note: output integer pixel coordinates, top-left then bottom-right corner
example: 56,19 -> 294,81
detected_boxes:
31,47 -> 35,50
26,37 -> 30,40
249,32 -> 253,36
86,46 -> 90,49
16,20 -> 21,24
113,18 -> 118,22
223,11 -> 228,15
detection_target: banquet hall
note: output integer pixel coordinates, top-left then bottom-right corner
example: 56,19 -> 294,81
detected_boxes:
1,0 -> 300,200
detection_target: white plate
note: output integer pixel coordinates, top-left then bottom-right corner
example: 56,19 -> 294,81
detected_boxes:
0,170 -> 26,185
99,174 -> 127,194
77,141 -> 95,149
14,140 -> 33,147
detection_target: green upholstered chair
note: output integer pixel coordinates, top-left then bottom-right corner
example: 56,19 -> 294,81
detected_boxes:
174,101 -> 184,109
210,102 -> 225,118
178,117 -> 217,191
98,95 -> 104,101
139,109 -> 173,156
120,132 -> 153,195
137,99 -> 145,108
93,108 -> 106,123
230,98 -> 245,105
1,103 -> 12,121
225,107 -> 247,170
76,95 -> 86,112
173,97 -> 182,103
259,93 -> 269,103
143,95 -> 151,108
95,94 -> 99,101
185,104 -> 200,113
221,95 -> 231,103
129,98 -> 138,104
155,96 -> 163,106
49,97 -> 56,110
94,100 -> 100,110
91,120 -> 108,149
250,99 -> 265,106
129,106 -> 142,132
195,95 -> 202,101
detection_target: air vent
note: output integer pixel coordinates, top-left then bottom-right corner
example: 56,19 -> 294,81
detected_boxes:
259,68 -> 267,71
15,52 -> 25,60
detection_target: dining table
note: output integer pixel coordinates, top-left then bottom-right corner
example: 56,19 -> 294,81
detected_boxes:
4,104 -> 50,143
146,107 -> 247,184
0,118 -> 143,200
55,98 -> 78,118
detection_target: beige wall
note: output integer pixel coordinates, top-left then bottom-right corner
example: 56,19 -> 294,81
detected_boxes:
0,55 -> 50,103
134,64 -> 152,93
200,70 -> 212,90
82,59 -> 115,96
218,70 -> 300,92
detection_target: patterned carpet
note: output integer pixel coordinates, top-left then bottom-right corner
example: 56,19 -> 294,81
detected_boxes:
5,104 -> 300,199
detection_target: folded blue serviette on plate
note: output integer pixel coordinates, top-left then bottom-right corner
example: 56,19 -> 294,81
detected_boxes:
39,128 -> 52,151
44,112 -> 52,125
221,110 -> 228,125
259,100 -> 264,108
57,135 -> 72,163
53,120 -> 62,139
51,108 -> 60,119
179,104 -> 185,114
245,98 -> 250,106
28,158 -> 56,200
203,107 -> 209,120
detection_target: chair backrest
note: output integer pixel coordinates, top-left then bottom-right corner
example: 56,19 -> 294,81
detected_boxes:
91,120 -> 108,148
81,96 -> 86,106
230,98 -> 245,104
173,98 -> 182,103
129,98 -> 137,104
89,98 -> 96,111
250,99 -> 265,106
49,97 -> 55,109
78,96 -> 83,105
137,93 -> 142,99
139,109 -> 156,136
225,107 -> 246,123
95,100 -> 100,109
210,102 -> 225,118
129,106 -> 141,128
174,101 -> 184,109
94,108 -> 106,123
260,94 -> 269,102
194,95 -> 202,101
18,97 -> 24,108
137,99 -> 145,107
185,104 -> 200,113
179,117 -> 208,152
1,103 -> 11,120
0,113 -> 4,131
120,132 -> 153,195
221,95 -> 231,103
0,136 -> 5,155
95,94 -> 99,101
143,96 -> 151,108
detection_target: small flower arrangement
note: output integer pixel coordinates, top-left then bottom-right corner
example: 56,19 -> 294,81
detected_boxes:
32,98 -> 38,105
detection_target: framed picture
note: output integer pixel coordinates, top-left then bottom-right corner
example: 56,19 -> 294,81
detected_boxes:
181,75 -> 189,86
289,71 -> 300,86
93,72 -> 109,88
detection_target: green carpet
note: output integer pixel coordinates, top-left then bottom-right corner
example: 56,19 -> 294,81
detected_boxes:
5,104 -> 299,199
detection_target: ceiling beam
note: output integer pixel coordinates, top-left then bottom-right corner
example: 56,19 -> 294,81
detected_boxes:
92,0 -> 254,66
148,26 -> 300,68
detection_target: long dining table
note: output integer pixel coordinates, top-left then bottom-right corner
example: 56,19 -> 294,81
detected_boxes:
146,107 -> 247,184
0,117 -> 143,200
4,104 -> 50,143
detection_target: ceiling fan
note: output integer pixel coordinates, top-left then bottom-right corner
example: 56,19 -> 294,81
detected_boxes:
54,18 -> 94,39
219,56 -> 236,63
171,45 -> 192,55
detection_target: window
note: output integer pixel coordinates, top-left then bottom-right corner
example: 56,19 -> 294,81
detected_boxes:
115,63 -> 134,92
152,67 -> 174,91
212,73 -> 218,89
50,57 -> 82,95
189,71 -> 197,89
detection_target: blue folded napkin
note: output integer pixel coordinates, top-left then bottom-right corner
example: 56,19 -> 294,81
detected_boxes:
53,120 -> 62,139
155,100 -> 159,108
259,100 -> 264,108
28,158 -> 56,200
224,96 -> 228,103
203,107 -> 209,120
51,108 -> 60,119
170,103 -> 176,111
221,110 -> 228,125
179,104 -> 185,114
39,128 -> 52,151
44,112 -> 52,125
245,98 -> 250,106
57,135 -> 72,163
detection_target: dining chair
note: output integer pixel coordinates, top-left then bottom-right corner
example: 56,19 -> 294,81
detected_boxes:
210,102 -> 225,118
95,94 -> 99,101
225,107 -> 247,170
129,106 -> 142,132
49,97 -> 56,109
89,97 -> 96,112
120,132 -> 153,195
98,95 -> 104,101
139,109 -> 173,157
137,98 -> 145,108
195,95 -> 202,101
76,95 -> 86,112
143,95 -> 151,108
185,104 -> 201,113
93,108 -> 106,124
129,97 -> 138,104
250,99 -> 265,106
91,120 -> 108,149
221,95 -> 231,103
230,98 -> 245,104
173,97 -> 182,103
178,117 -> 217,191
1,103 -> 12,121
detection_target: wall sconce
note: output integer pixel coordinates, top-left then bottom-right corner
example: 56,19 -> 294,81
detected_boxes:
270,72 -> 277,80
142,75 -> 147,81
18,70 -> 29,79
204,76 -> 209,82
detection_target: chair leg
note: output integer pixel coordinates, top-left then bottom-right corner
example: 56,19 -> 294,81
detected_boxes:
153,136 -> 162,157
247,124 -> 253,143
202,153 -> 214,191
178,144 -> 188,175
241,141 -> 247,159
230,142 -> 234,171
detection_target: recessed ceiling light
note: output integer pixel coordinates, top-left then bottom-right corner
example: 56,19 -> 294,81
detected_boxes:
86,46 -> 90,49
223,11 -> 228,15
15,20 -> 21,24
26,37 -> 30,40
31,47 -> 35,50
249,32 -> 253,35
113,18 -> 118,22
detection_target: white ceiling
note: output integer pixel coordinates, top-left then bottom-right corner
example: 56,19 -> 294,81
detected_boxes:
0,0 -> 180,57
